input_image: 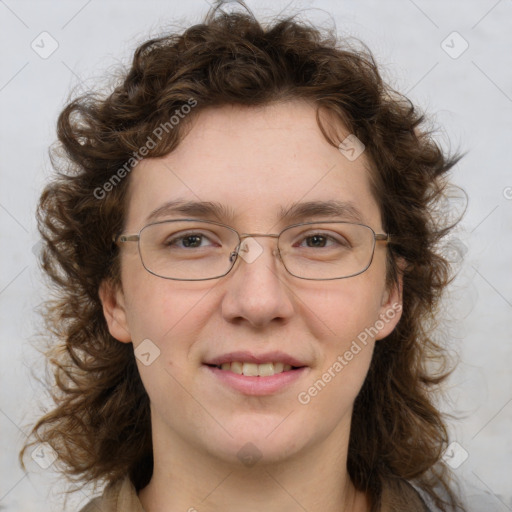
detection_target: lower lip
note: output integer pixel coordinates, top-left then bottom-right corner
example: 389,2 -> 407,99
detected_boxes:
204,365 -> 308,395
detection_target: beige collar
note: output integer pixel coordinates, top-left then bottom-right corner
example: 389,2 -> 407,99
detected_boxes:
80,475 -> 428,512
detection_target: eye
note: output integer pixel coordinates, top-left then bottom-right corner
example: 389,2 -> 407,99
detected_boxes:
164,231 -> 220,249
295,231 -> 351,249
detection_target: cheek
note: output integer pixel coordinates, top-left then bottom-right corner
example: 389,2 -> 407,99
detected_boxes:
297,276 -> 385,345
122,268 -> 207,344
295,289 -> 379,422
294,277 -> 384,397
122,277 -> 214,413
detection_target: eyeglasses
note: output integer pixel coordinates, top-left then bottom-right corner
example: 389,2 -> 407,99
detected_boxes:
113,219 -> 390,281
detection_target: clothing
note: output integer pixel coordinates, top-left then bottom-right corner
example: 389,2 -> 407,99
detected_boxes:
78,475 -> 431,512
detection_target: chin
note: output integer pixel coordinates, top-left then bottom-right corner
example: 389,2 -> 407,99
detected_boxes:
201,420 -> 312,466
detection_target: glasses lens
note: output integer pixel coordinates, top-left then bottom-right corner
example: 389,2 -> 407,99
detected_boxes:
139,220 -> 239,280
137,220 -> 377,280
278,222 -> 376,279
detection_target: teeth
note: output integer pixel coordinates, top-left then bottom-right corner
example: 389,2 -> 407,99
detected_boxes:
217,361 -> 296,376
243,363 -> 260,376
230,361 -> 243,374
257,363 -> 274,377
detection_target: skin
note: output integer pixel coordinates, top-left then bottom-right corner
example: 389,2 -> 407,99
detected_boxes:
100,100 -> 402,512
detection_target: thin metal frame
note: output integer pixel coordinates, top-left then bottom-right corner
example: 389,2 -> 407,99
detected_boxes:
113,219 -> 390,281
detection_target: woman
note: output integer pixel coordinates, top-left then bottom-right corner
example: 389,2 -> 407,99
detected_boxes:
20,3 -> 466,511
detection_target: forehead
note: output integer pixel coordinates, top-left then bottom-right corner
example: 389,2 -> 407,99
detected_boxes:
124,101 -> 381,231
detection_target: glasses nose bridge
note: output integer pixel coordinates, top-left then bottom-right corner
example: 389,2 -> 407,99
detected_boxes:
227,231 -> 293,280
239,232 -> 280,250
239,232 -> 280,240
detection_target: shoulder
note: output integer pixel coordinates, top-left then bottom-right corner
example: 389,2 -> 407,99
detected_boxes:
411,480 -> 512,512
78,476 -> 144,512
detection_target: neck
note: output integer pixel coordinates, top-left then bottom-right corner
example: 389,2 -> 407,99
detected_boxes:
138,415 -> 369,512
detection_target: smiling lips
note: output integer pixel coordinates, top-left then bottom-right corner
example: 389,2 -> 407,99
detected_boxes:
204,351 -> 307,378
217,361 -> 294,377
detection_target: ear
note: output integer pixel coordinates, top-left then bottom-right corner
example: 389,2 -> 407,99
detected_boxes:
98,279 -> 132,343
375,265 -> 404,341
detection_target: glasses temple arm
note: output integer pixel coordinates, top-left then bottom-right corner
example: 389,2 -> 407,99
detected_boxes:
112,234 -> 140,244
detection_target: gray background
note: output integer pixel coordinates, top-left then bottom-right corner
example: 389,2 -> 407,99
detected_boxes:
0,0 -> 511,510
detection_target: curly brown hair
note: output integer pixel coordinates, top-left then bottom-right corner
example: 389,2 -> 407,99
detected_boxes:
20,4 -> 465,510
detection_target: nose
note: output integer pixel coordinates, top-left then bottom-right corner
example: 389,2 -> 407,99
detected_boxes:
220,235 -> 295,328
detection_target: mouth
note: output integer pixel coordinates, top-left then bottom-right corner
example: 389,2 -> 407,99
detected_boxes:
202,351 -> 309,394
204,361 -> 304,377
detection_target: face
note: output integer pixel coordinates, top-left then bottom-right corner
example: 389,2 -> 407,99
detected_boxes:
100,100 -> 402,467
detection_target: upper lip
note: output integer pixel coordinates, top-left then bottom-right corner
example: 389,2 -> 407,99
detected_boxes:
203,351 -> 308,367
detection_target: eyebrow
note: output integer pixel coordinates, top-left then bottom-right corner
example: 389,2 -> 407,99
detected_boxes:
145,198 -> 365,225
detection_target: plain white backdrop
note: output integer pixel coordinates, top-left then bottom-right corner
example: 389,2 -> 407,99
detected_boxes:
0,0 -> 511,510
